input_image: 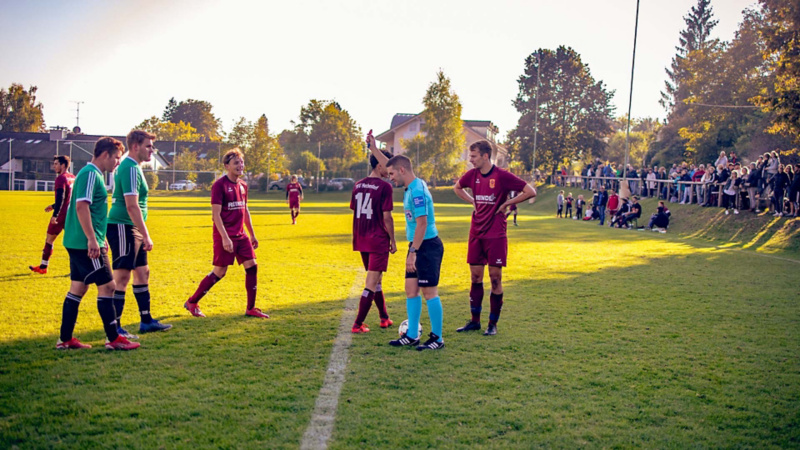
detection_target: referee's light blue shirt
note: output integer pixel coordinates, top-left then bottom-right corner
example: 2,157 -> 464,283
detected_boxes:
403,177 -> 438,242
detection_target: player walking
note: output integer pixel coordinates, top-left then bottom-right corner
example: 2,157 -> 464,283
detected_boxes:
453,141 -> 536,336
367,135 -> 445,351
57,137 -> 140,350
30,156 -> 75,274
184,149 -> 269,319
286,175 -> 303,225
350,148 -> 396,333
106,130 -> 172,338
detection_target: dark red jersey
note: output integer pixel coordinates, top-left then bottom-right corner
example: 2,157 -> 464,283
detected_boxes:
458,166 -> 527,239
54,172 -> 75,219
211,175 -> 248,240
287,182 -> 303,202
350,177 -> 394,253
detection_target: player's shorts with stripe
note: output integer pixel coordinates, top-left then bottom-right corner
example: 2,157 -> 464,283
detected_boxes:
360,251 -> 389,272
67,247 -> 114,285
47,218 -> 65,236
107,223 -> 148,270
467,236 -> 508,267
213,236 -> 256,267
405,236 -> 444,287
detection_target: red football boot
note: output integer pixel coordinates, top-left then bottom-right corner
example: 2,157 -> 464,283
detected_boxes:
380,318 -> 393,328
245,308 -> 270,318
29,265 -> 47,275
55,337 -> 91,350
184,301 -> 206,317
104,335 -> 140,351
351,323 -> 370,333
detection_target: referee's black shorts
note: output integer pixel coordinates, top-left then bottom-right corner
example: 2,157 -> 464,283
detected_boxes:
67,247 -> 114,286
107,223 -> 148,271
405,236 -> 444,287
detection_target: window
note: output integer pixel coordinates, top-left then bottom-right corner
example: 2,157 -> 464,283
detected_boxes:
36,181 -> 54,191
14,180 -> 25,191
409,123 -> 417,132
22,159 -> 32,172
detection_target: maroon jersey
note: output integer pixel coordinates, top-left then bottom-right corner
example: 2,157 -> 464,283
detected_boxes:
458,166 -> 527,239
287,182 -> 303,202
54,172 -> 75,219
350,177 -> 394,253
211,175 -> 248,240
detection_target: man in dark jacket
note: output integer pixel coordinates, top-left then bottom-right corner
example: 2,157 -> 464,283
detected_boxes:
597,187 -> 608,226
746,162 -> 761,212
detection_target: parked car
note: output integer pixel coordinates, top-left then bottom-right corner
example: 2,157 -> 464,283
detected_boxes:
326,178 -> 355,191
269,176 -> 307,190
169,180 -> 197,191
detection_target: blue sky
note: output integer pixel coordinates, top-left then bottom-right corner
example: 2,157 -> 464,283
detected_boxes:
0,0 -> 758,140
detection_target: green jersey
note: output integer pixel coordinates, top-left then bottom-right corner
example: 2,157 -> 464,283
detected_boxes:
108,156 -> 148,225
63,163 -> 109,249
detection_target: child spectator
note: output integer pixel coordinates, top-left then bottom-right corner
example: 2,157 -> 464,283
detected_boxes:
565,193 -> 573,218
575,195 -> 585,220
607,189 -> 620,217
557,190 -> 564,218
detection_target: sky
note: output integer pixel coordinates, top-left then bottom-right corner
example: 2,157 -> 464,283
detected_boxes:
0,0 -> 759,141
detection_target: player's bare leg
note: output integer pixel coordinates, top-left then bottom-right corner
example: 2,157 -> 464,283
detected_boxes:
30,233 -> 58,274
485,266 -> 503,336
242,259 -> 268,318
458,265 -> 486,332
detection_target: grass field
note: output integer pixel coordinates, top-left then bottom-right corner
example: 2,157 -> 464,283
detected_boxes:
0,187 -> 798,449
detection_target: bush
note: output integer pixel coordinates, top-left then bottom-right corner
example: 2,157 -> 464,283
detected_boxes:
143,171 -> 159,190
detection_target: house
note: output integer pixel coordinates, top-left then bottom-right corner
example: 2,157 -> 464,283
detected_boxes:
375,113 -> 509,169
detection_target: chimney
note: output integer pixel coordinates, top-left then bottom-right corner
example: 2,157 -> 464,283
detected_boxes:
49,129 -> 67,141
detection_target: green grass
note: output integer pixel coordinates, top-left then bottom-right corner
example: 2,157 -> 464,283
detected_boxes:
1,188 -> 798,449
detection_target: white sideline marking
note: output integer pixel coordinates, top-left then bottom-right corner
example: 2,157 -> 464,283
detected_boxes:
300,272 -> 363,450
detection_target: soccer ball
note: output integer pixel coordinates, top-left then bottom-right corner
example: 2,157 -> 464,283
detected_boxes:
398,320 -> 423,337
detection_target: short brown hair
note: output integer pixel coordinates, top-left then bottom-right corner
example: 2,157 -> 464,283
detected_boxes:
53,155 -> 70,166
469,140 -> 493,158
94,137 -> 124,158
223,148 -> 244,165
386,154 -> 412,171
127,130 -> 156,150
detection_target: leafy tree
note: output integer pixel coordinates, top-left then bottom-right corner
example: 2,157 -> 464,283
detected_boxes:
290,151 -> 326,174
0,84 -> 45,132
162,97 -> 178,122
135,116 -> 202,142
281,100 -> 363,171
510,47 -> 615,172
402,70 -> 466,184
225,115 -> 286,178
170,99 -> 223,142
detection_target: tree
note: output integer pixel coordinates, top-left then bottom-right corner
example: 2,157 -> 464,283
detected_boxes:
135,116 -> 203,142
753,0 -> 800,153
510,47 -> 615,172
169,99 -> 223,142
162,97 -> 178,122
290,151 -> 326,174
226,115 -> 286,178
281,100 -> 363,171
661,0 -> 719,112
0,84 -> 45,132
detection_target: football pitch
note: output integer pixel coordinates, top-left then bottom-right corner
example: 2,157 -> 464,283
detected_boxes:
0,189 -> 798,449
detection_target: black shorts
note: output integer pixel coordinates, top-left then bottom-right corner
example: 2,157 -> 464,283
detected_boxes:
405,236 -> 444,287
67,247 -> 114,286
107,223 -> 148,270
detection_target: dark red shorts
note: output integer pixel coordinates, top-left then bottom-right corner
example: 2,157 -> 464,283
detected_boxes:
47,218 -> 65,236
289,200 -> 300,209
360,251 -> 389,272
467,236 -> 508,267
213,236 -> 256,267
509,204 -> 517,211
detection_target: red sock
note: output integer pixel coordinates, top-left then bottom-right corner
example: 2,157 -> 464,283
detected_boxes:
188,272 -> 221,304
245,265 -> 258,310
355,289 -> 374,325
374,289 -> 389,319
41,243 -> 53,268
489,292 -> 504,326
470,282 -> 484,323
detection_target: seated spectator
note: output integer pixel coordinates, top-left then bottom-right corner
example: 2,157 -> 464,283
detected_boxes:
619,196 -> 643,229
648,201 -> 671,232
610,198 -> 630,228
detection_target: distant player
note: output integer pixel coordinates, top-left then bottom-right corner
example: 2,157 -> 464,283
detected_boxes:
106,130 -> 172,338
350,148 -> 396,333
367,135 -> 445,351
30,156 -> 75,274
507,191 -> 519,226
184,148 -> 269,319
286,175 -> 303,224
57,137 -> 140,350
453,140 -> 536,336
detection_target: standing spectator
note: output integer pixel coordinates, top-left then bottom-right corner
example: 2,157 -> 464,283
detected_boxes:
597,187 -> 608,226
757,154 -> 768,198
556,190 -> 564,218
587,165 -> 595,190
715,151 -> 728,169
702,166 -> 719,206
591,190 -> 599,219
581,166 -> 589,190
692,164 -> 706,204
657,167 -> 668,199
765,151 -> 780,194
565,193 -> 573,219
607,189 -> 620,218
575,194 -> 585,220
789,164 -> 800,217
639,167 -> 648,196
746,162 -> 761,213
680,169 -> 693,204
723,171 -> 739,215
646,169 -> 657,198
669,164 -> 678,177
772,164 -> 789,217
729,152 -> 738,165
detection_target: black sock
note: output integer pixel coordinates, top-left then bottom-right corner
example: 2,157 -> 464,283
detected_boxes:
113,290 -> 125,327
132,284 -> 153,323
97,296 -> 120,341
60,293 -> 83,342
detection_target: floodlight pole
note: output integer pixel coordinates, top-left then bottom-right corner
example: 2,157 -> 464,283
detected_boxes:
624,0 -> 641,183
8,139 -> 12,191
532,50 -> 541,178
316,141 -> 321,193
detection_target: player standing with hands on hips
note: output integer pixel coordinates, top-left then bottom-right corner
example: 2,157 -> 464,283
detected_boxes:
453,141 -> 536,336
367,134 -> 445,351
